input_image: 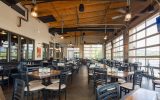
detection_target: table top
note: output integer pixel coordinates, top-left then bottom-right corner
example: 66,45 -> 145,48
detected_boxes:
121,88 -> 158,100
108,71 -> 134,78
28,70 -> 61,79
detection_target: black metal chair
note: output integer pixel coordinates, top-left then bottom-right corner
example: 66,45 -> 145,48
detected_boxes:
120,71 -> 143,97
0,66 -> 10,87
93,68 -> 108,93
96,83 -> 119,100
12,79 -> 25,100
45,72 -> 68,100
11,72 -> 45,100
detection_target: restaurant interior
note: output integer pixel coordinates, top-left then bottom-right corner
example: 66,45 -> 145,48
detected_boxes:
0,0 -> 160,100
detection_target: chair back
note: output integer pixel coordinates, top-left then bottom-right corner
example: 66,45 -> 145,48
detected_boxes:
96,83 -> 119,100
0,66 -> 10,81
133,71 -> 143,89
94,68 -> 107,84
12,79 -> 25,100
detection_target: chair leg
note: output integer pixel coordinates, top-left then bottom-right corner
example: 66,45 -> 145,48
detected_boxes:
120,87 -> 122,98
38,91 -> 40,100
32,92 -> 34,100
65,89 -> 67,100
153,83 -> 155,90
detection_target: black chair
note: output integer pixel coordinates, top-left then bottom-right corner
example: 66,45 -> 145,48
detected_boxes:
12,79 -> 25,100
11,72 -> 45,100
87,64 -> 94,84
0,66 -> 10,87
45,72 -> 68,100
120,71 -> 143,97
93,68 -> 108,93
96,83 -> 119,100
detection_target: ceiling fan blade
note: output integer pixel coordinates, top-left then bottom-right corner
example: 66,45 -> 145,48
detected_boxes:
112,15 -> 124,20
117,8 -> 126,14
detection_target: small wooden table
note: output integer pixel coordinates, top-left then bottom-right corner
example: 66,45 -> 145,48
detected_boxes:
108,71 -> 134,82
28,70 -> 61,85
28,70 -> 61,79
121,88 -> 158,100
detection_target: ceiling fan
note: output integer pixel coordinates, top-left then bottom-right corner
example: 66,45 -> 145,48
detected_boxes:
112,0 -> 155,21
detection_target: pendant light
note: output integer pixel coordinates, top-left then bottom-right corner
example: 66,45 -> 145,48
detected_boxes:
79,0 -> 84,12
31,0 -> 38,17
125,0 -> 131,21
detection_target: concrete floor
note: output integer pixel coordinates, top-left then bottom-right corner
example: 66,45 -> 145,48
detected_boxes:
2,65 -> 160,100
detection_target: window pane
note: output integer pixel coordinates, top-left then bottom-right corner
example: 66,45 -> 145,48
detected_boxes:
129,42 -> 136,49
146,14 -> 159,26
28,39 -> 34,60
136,22 -> 145,31
136,49 -> 145,56
129,34 -> 136,42
10,34 -> 18,62
146,58 -> 160,67
146,25 -> 158,36
136,39 -> 145,48
129,28 -> 136,35
129,50 -> 136,56
137,30 -> 145,40
146,47 -> 159,56
0,32 -> 8,62
146,35 -> 159,46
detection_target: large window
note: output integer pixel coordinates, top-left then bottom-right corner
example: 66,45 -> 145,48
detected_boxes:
106,42 -> 112,59
113,35 -> 124,61
0,29 -> 35,62
0,31 -> 8,62
84,44 -> 102,59
10,34 -> 18,62
129,13 -> 160,77
67,48 -> 80,60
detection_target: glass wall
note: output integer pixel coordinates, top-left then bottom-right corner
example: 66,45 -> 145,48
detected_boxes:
84,44 -> 102,59
0,31 -> 8,62
129,13 -> 160,77
67,48 -> 80,60
106,42 -> 112,59
43,43 -> 49,60
113,35 -> 124,61
28,39 -> 34,60
0,29 -> 34,62
10,34 -> 18,62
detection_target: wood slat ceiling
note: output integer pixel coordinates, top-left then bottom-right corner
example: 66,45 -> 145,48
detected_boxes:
20,0 -> 153,41
22,1 -> 128,28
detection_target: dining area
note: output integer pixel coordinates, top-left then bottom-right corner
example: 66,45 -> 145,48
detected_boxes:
1,0 -> 160,100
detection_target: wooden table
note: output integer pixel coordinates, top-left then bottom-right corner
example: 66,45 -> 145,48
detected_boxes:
107,71 -> 134,82
121,88 -> 159,100
28,70 -> 61,79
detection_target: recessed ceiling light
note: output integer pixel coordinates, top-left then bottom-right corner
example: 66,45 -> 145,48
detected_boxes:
21,37 -> 24,39
13,36 -> 17,38
125,13 -> 132,21
1,31 -> 6,35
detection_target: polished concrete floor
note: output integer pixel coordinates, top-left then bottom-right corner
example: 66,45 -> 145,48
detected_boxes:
2,65 -> 160,100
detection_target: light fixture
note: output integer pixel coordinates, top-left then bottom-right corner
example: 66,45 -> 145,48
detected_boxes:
60,36 -> 64,39
13,36 -> 17,38
79,4 -> 84,12
125,13 -> 132,21
1,31 -> 6,35
31,7 -> 38,17
104,36 -> 107,40
21,37 -> 24,40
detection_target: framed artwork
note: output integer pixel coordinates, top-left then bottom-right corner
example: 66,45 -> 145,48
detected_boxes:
37,47 -> 41,58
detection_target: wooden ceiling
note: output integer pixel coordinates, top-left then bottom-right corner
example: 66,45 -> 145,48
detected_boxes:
20,0 -> 153,40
